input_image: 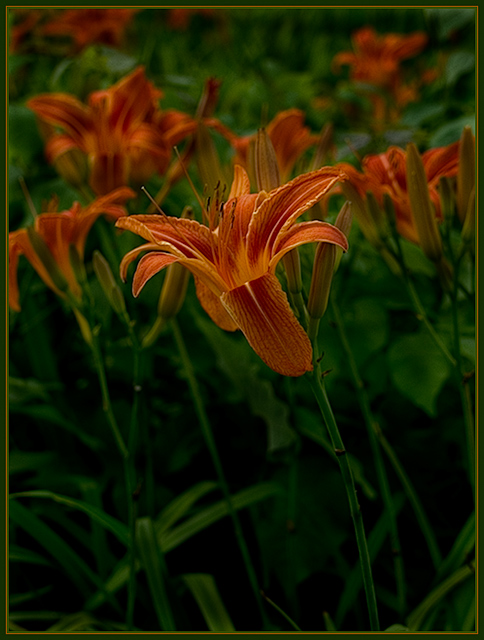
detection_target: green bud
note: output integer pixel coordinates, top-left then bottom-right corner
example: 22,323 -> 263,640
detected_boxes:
92,250 -> 127,316
253,127 -> 281,192
406,142 -> 443,263
26,227 -> 69,294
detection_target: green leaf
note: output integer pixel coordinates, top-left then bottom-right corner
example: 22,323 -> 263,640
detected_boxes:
45,612 -> 98,632
444,51 -> 475,87
136,517 -> 176,631
406,564 -> 475,631
9,500 -> 122,613
10,491 -> 130,547
155,481 -> 218,536
160,482 -> 282,553
387,331 -> 452,416
85,482 -> 281,611
434,511 -> 475,583
9,544 -> 52,567
429,116 -> 475,148
341,297 -> 389,368
183,574 -> 235,632
384,624 -> 411,631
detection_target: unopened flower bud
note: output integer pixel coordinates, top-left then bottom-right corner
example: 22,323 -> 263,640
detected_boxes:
461,187 -> 475,247
252,127 -> 281,192
93,250 -> 127,316
457,126 -> 475,223
341,182 -> 381,249
307,201 -> 352,341
310,122 -> 334,171
406,142 -> 443,263
26,226 -> 69,295
54,148 -> 88,189
438,176 -> 455,222
196,122 -> 227,195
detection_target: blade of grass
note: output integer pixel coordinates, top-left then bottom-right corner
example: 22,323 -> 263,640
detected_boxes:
85,482 -> 281,611
406,563 -> 475,631
434,511 -> 475,583
9,499 -> 122,613
183,573 -> 236,632
136,517 -> 176,631
10,491 -> 129,547
9,545 -> 52,566
154,481 -> 218,535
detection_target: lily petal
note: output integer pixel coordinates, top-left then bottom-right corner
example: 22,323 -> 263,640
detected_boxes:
220,272 -> 313,376
269,220 -> 349,269
246,167 -> 345,269
132,252 -> 179,297
194,276 -> 238,331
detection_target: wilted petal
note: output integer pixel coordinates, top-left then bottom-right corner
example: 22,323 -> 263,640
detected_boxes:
220,272 -> 313,376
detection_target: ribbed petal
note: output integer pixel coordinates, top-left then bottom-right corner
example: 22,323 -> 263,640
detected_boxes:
28,94 -> 93,146
220,272 -> 313,377
194,277 -> 238,332
132,252 -> 179,296
269,220 -> 348,269
246,167 -> 345,270
116,214 -> 215,262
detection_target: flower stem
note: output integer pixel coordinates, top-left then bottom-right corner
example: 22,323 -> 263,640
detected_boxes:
330,299 -> 407,619
170,318 -> 268,627
307,353 -> 380,631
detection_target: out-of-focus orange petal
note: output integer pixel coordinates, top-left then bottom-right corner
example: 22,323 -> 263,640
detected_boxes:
220,272 -> 313,377
28,94 -> 93,146
228,165 -> 251,199
194,276 -> 238,332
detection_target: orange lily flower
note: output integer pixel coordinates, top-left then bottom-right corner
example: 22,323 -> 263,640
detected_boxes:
28,66 -> 196,196
338,141 -> 459,245
333,26 -> 432,123
9,187 -> 135,311
116,166 -> 348,377
40,8 -> 140,52
212,109 -> 319,185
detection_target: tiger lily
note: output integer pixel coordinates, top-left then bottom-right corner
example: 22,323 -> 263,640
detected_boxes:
40,8 -> 140,52
27,66 -> 196,195
116,166 -> 349,377
338,141 -> 459,246
9,187 -> 135,311
333,26 -> 433,123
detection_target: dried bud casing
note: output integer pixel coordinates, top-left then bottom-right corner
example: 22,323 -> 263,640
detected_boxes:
93,250 -> 127,316
406,142 -> 443,263
457,125 -> 475,223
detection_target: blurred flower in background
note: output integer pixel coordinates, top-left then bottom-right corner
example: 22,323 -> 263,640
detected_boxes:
27,66 -> 196,195
9,187 -> 135,312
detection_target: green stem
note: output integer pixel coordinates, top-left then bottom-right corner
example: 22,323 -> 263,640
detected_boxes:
330,299 -> 407,619
261,592 -> 302,631
307,356 -> 380,631
170,318 -> 268,627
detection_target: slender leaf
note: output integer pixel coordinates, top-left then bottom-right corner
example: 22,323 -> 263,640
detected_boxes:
10,491 -> 129,547
136,517 -> 176,631
434,511 -> 475,583
9,500 -> 122,613
183,574 -> 235,632
406,564 -> 475,631
155,481 -> 218,535
9,544 -> 52,567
